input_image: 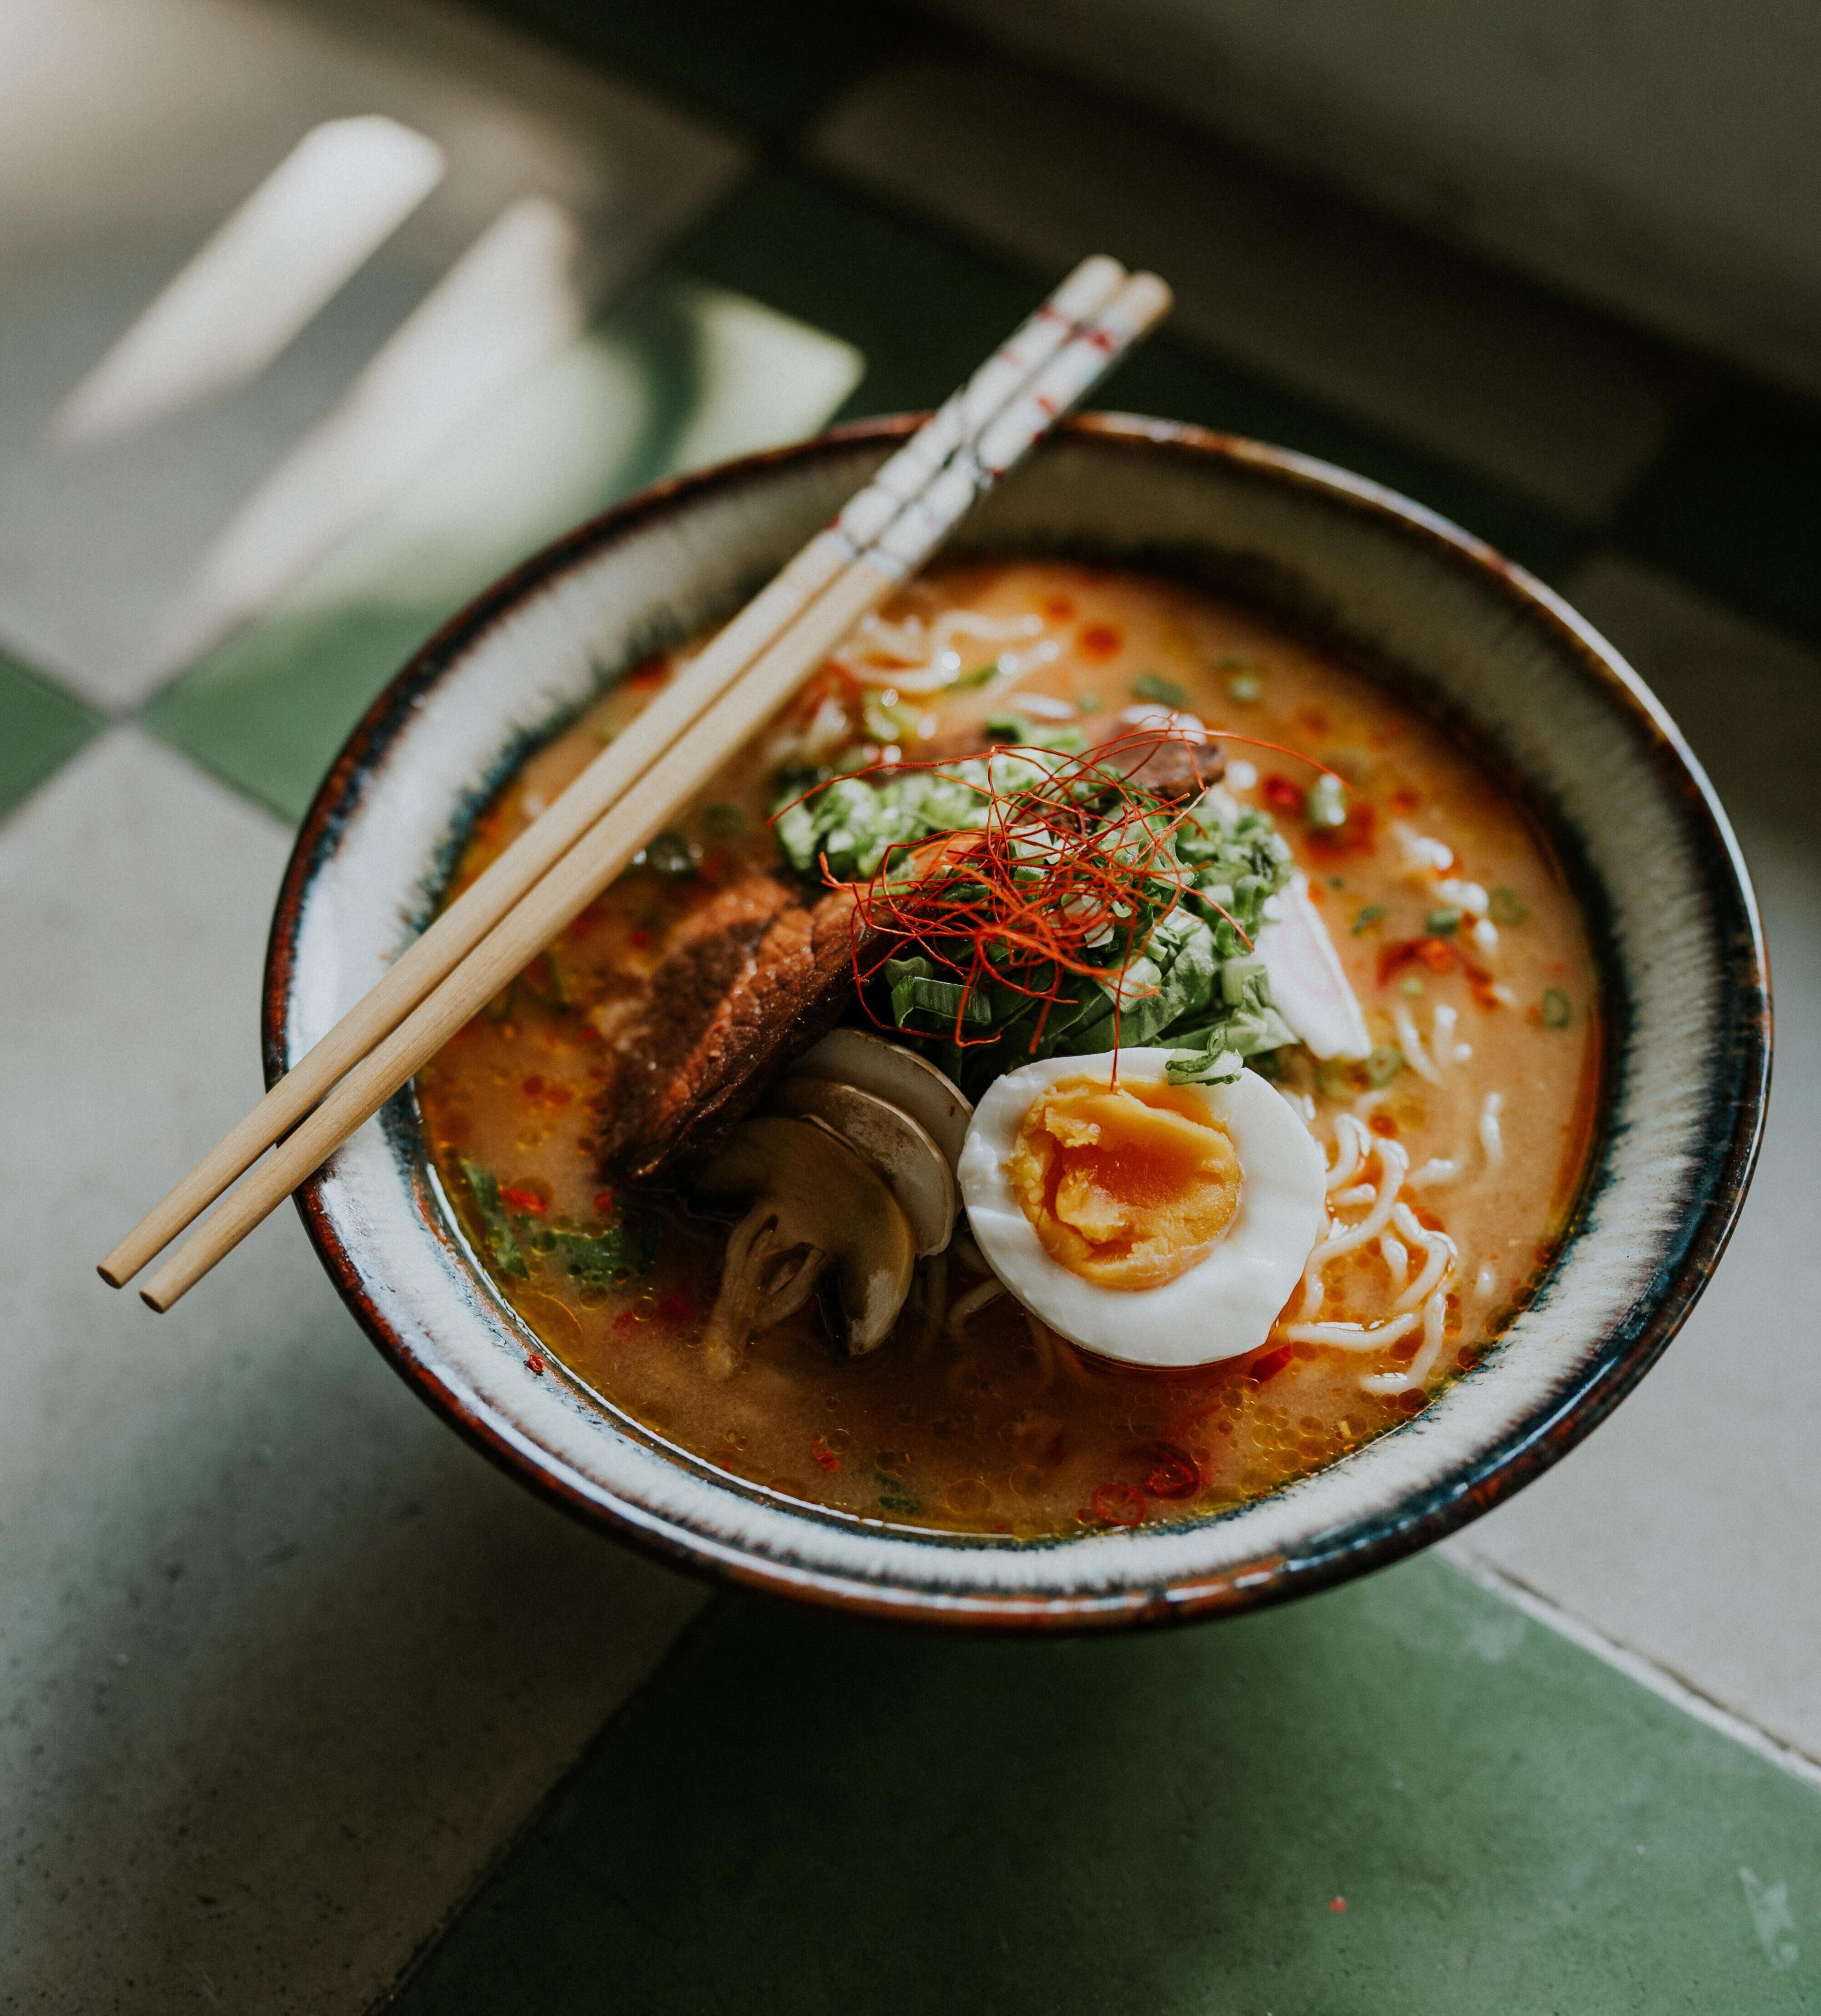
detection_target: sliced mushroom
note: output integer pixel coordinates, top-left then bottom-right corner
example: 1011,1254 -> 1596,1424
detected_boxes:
695,1117 -> 915,1375
786,1028 -> 973,1171
765,1076 -> 957,1255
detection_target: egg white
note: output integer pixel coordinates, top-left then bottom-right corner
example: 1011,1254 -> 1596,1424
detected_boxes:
956,1049 -> 1327,1368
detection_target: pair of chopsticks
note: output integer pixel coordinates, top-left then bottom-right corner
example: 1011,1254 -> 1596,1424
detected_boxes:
102,255 -> 1174,1311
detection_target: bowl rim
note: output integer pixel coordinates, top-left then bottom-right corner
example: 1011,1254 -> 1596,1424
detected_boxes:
264,412 -> 1770,1630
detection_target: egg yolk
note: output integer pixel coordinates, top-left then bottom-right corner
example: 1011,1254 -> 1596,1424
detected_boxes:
1006,1075 -> 1242,1291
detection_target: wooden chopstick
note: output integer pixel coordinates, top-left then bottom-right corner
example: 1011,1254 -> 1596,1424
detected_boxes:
98,255 -> 1129,1294
129,269 -> 1174,1311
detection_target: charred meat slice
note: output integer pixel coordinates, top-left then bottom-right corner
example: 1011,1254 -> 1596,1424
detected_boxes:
595,872 -> 868,1184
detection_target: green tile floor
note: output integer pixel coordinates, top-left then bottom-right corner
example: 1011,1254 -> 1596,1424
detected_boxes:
393,1562 -> 1818,2016
0,647 -> 100,819
2,0 -> 1819,2007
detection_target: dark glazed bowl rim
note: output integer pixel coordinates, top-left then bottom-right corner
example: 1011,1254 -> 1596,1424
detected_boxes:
264,413 -> 1770,1631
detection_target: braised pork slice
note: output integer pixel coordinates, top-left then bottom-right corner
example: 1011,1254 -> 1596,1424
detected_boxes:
594,871 -> 867,1185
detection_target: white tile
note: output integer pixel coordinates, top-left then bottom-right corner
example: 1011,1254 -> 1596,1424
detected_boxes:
0,0 -> 743,706
0,732 -> 704,2010
811,60 -> 1689,518
1441,556 -> 1821,1761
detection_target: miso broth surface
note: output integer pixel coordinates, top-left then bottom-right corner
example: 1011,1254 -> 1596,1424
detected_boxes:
415,562 -> 1602,1538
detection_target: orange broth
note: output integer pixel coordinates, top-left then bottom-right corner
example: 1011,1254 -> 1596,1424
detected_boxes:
414,562 -> 1603,1538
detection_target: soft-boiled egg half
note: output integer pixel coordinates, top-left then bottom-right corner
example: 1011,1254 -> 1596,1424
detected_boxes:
956,1049 -> 1326,1368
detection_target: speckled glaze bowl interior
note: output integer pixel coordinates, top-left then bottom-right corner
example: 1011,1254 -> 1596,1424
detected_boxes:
265,416 -> 1769,1629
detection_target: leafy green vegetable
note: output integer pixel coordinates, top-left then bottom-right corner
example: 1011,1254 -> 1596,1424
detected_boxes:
955,663 -> 998,689
1351,903 -> 1386,934
552,1218 -> 653,1291
645,830 -> 699,877
883,954 -> 993,1034
1489,886 -> 1530,926
776,755 -> 1300,1098
459,1159 -> 528,1278
1426,906 -> 1461,936
984,711 -> 1033,743
862,691 -> 919,745
1130,672 -> 1186,708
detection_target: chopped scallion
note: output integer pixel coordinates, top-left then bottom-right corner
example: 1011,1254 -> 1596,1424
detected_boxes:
1351,903 -> 1385,934
1541,988 -> 1572,1028
1426,906 -> 1461,935
1366,1045 -> 1404,1086
1130,672 -> 1186,708
1489,886 -> 1530,926
1306,773 -> 1349,829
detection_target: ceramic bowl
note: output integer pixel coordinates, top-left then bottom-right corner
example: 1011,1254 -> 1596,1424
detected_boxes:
265,415 -> 1769,1629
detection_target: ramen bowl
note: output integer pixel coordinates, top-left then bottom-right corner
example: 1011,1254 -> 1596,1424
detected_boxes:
265,414 -> 1769,1629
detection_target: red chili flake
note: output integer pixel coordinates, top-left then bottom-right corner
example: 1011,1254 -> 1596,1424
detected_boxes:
1043,1430 -> 1068,1468
1368,1111 -> 1399,1138
592,1188 -> 616,1216
525,1354 -> 545,1375
1246,1344 -> 1294,1385
498,1186 -> 547,1215
811,1438 -> 841,1474
1378,936 -> 1455,985
654,1289 -> 699,1325
565,913 -> 595,940
1139,1441 -> 1201,1499
627,927 -> 652,949
1077,621 -> 1122,661
520,1075 -> 545,1097
577,1022 -> 603,1044
1299,708 -> 1330,735
1044,595 -> 1076,621
1329,1896 -> 1348,1914
1089,1482 -> 1146,1527
1306,800 -> 1378,860
1262,773 -> 1306,815
1389,784 -> 1420,814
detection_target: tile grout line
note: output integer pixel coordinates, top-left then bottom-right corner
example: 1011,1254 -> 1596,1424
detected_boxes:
360,1585 -> 737,2016
1446,1547 -> 1821,1795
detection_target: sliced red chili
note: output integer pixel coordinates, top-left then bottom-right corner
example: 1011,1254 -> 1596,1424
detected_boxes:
498,1186 -> 547,1215
1139,1440 -> 1201,1499
1262,774 -> 1306,815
